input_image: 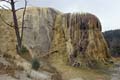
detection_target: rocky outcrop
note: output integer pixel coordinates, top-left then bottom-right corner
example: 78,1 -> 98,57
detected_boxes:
18,7 -> 61,57
0,53 -> 61,80
0,8 -> 62,80
52,13 -> 111,67
19,8 -> 111,67
0,7 -> 112,80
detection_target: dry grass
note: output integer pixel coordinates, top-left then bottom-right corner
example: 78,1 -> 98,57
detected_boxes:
47,51 -> 110,80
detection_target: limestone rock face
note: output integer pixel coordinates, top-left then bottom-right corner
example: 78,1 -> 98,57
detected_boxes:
0,7 -> 111,67
19,7 -> 61,57
17,7 -> 111,67
0,7 -> 112,80
53,13 -> 111,67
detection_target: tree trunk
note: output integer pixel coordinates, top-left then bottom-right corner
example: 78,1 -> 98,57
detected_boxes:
11,0 -> 22,53
20,0 -> 27,47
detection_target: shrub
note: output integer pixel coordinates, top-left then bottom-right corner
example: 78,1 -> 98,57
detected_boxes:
31,58 -> 40,70
20,46 -> 29,54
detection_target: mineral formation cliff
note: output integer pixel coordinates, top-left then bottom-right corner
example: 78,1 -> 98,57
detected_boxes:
53,13 -> 111,67
0,7 -> 111,68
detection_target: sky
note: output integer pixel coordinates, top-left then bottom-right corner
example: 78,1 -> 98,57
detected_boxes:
0,0 -> 120,32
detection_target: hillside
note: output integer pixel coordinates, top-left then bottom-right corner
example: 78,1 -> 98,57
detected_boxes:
0,8 -> 62,80
0,7 -> 118,80
103,29 -> 120,57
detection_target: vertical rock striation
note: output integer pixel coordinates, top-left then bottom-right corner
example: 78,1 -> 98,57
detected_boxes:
16,7 -> 112,67
20,7 -> 61,57
53,13 -> 111,67
0,7 -> 113,80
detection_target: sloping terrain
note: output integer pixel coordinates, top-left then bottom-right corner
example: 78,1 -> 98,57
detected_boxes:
103,29 -> 120,57
0,7 -> 115,80
0,8 -> 61,80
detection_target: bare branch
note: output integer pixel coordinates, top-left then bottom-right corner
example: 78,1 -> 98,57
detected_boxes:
0,14 -> 14,27
20,0 -> 27,42
19,27 -> 32,29
15,7 -> 24,12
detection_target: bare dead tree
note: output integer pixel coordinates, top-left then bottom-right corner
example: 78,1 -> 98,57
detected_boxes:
0,0 -> 27,53
20,0 -> 27,47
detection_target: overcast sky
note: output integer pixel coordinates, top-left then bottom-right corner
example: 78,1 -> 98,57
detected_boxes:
0,0 -> 120,32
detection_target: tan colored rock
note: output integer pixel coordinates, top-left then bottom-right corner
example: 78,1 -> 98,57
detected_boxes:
17,7 -> 61,58
0,7 -> 112,80
2,7 -> 110,67
52,13 -> 111,67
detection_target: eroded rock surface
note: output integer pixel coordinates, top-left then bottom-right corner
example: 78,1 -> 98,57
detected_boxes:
16,8 -> 111,67
53,13 -> 111,67
0,7 -> 113,80
19,7 -> 61,57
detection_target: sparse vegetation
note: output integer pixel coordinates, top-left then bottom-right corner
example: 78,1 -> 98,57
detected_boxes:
3,53 -> 12,59
31,58 -> 40,70
17,46 -> 32,61
27,74 -> 31,78
20,46 -> 29,54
